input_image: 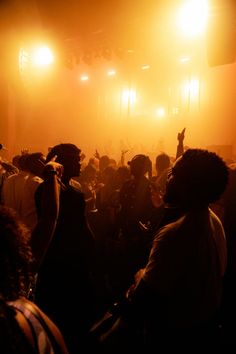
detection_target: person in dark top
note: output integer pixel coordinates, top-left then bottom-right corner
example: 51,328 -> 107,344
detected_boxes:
125,148 -> 229,354
115,154 -> 157,293
34,143 -> 96,354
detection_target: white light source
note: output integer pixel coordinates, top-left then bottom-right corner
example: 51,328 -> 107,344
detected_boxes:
141,64 -> 150,70
155,107 -> 166,119
107,69 -> 116,77
32,46 -> 54,66
177,0 -> 208,38
80,75 -> 89,82
122,89 -> 137,105
179,56 -> 191,63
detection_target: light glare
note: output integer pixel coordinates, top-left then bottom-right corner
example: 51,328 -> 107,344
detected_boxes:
177,0 -> 208,37
141,65 -> 150,70
122,89 -> 137,105
80,75 -> 89,82
156,107 -> 166,119
32,46 -> 54,66
107,69 -> 116,77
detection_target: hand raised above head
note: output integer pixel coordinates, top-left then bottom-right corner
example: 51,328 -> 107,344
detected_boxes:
177,127 -> 186,142
94,149 -> 100,159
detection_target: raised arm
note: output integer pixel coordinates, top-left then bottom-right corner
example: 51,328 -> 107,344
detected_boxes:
176,127 -> 186,160
31,159 -> 63,272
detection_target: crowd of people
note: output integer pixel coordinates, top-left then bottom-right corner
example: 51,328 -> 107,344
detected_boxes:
0,128 -> 235,353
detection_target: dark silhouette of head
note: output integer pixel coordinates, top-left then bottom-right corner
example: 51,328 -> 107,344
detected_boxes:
99,155 -> 110,173
128,154 -> 151,178
13,155 -> 28,171
46,143 -> 81,183
24,152 -> 45,177
155,153 -> 170,175
164,149 -> 229,210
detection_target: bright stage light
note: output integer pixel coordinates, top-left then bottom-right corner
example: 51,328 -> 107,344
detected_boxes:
177,0 -> 208,38
141,65 -> 150,70
155,107 -> 166,119
80,75 -> 89,82
122,89 -> 137,105
107,69 -> 116,77
32,46 -> 54,66
182,78 -> 200,100
179,56 -> 191,63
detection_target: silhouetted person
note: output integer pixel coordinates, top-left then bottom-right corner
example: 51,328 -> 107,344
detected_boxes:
34,143 -> 96,354
124,149 -> 229,354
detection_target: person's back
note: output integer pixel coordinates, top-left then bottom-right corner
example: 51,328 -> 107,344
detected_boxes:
2,153 -> 44,232
142,208 -> 226,327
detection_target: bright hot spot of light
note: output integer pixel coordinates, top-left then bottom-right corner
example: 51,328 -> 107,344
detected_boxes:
182,78 -> 200,100
107,69 -> 116,77
177,0 -> 208,38
32,46 -> 54,66
122,89 -> 137,105
155,107 -> 166,119
80,75 -> 89,82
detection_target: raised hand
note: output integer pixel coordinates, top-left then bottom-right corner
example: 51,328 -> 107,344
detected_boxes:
43,156 -> 64,179
94,149 -> 100,160
177,128 -> 186,142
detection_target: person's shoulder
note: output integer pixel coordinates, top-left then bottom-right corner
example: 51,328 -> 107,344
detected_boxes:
154,215 -> 185,241
11,297 -> 69,354
209,207 -> 223,225
209,207 -> 225,235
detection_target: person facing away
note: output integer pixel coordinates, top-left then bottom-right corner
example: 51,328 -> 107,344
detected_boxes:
2,152 -> 45,233
125,148 -> 229,354
0,199 -> 68,353
34,143 -> 97,354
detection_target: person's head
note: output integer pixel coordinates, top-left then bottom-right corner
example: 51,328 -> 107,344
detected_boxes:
79,164 -> 97,183
24,152 -> 45,177
164,149 -> 229,210
155,153 -> 170,175
99,155 -> 110,173
46,143 -> 81,183
128,154 -> 151,178
12,155 -> 21,169
0,206 -> 33,301
88,157 -> 99,171
114,166 -> 131,188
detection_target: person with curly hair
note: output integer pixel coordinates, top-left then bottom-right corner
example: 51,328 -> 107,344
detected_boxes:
0,160 -> 69,354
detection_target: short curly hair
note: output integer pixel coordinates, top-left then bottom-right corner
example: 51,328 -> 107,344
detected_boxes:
166,149 -> 229,207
